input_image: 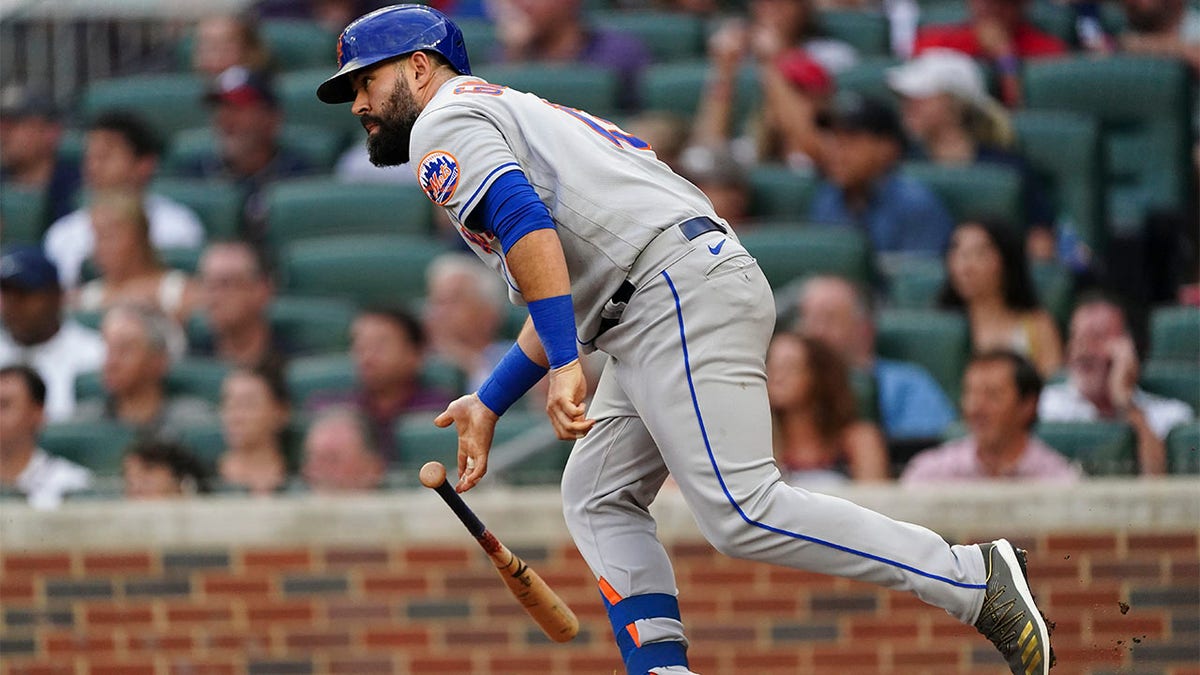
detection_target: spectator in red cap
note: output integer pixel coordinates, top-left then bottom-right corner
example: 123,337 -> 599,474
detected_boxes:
173,66 -> 316,253
913,0 -> 1068,107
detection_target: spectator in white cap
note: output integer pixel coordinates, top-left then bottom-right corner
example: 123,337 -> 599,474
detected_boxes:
887,48 -> 1056,260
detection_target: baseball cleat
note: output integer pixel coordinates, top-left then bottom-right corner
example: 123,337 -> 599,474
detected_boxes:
975,539 -> 1055,675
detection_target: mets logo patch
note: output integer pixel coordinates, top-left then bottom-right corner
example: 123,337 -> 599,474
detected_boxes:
418,151 -> 460,205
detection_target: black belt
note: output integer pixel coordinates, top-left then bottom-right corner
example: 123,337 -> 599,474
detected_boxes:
611,218 -> 726,305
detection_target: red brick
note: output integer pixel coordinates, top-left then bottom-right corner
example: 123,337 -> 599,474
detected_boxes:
1025,558 -> 1085,582
324,600 -> 393,622
3,553 -> 71,576
537,571 -> 592,591
87,662 -> 155,675
677,597 -> 720,617
848,616 -> 921,640
1044,533 -> 1121,555
329,657 -> 395,674
892,648 -> 964,667
283,630 -> 352,650
0,579 -> 36,603
686,568 -> 757,586
85,604 -> 154,627
1090,558 -> 1165,581
204,630 -> 273,654
1170,560 -> 1200,581
202,574 -> 272,597
5,666 -> 75,675
360,572 -> 428,595
363,627 -> 430,649
1049,644 -> 1124,666
488,655 -> 556,672
81,552 -> 154,575
242,548 -> 312,571
1093,614 -> 1166,636
403,547 -> 471,565
1128,532 -> 1198,552
670,542 -> 716,559
439,571 -> 499,593
324,547 -> 390,568
409,656 -> 473,672
730,594 -> 799,615
168,659 -> 238,675
164,602 -> 235,625
565,654 -> 624,673
812,646 -> 880,668
127,632 -> 194,653
445,628 -> 509,646
735,650 -> 804,669
43,631 -> 117,654
1047,586 -> 1125,610
245,600 -> 315,624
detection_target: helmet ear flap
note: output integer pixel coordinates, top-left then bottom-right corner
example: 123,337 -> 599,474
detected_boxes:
317,4 -> 472,105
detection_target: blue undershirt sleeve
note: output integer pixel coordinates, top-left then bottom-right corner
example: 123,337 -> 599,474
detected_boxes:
466,169 -> 555,254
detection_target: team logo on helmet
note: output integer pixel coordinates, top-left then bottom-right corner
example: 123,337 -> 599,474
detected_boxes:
418,151 -> 460,205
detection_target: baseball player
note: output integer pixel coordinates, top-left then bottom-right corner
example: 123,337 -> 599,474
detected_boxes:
317,6 -> 1054,674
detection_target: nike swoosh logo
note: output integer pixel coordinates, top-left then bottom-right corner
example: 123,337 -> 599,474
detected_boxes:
708,239 -> 726,255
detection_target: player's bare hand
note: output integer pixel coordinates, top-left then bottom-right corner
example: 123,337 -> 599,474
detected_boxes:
545,359 -> 595,441
434,394 -> 499,493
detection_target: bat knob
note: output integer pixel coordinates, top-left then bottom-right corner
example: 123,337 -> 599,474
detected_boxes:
419,461 -> 447,488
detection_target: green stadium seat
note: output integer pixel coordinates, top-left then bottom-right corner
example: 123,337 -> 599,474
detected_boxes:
177,422 -> 226,474
820,10 -> 891,57
886,256 -> 943,309
58,129 -> 85,168
489,412 -> 574,486
279,234 -> 451,307
164,124 -> 343,175
287,354 -> 356,407
475,64 -> 619,118
167,359 -> 232,402
1034,420 -> 1137,476
39,421 -> 137,475
833,57 -> 902,104
456,18 -> 499,65
264,178 -> 434,254
641,61 -> 761,130
737,223 -> 873,288
1023,56 -> 1194,233
422,356 -> 468,398
592,11 -> 706,62
174,20 -> 337,73
1012,110 -> 1106,255
1031,262 -> 1073,330
269,296 -> 357,355
850,369 -> 879,422
747,164 -> 820,221
0,184 -> 48,245
277,68 -> 364,142
901,161 -> 1024,230
875,309 -> 970,401
918,1 -> 1075,45
79,74 -> 208,139
1149,306 -> 1200,362
1166,421 -> 1199,474
1140,360 -> 1200,412
150,178 -> 245,240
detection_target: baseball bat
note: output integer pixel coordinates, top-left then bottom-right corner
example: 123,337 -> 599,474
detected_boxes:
419,461 -> 580,643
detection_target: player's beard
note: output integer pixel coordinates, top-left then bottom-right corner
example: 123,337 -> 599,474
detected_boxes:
363,76 -> 421,166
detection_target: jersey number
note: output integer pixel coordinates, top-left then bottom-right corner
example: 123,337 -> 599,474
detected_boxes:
549,103 -> 649,151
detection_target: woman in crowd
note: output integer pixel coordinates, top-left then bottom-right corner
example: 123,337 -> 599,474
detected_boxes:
72,191 -> 198,323
123,438 -> 211,499
767,332 -> 889,484
938,220 -> 1064,377
217,365 -> 291,496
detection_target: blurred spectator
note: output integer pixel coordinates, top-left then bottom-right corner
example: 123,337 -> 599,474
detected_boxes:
218,365 -> 290,495
71,192 -> 199,323
174,67 -> 315,251
42,110 -> 206,289
1039,295 -> 1195,475
693,46 -> 835,171
913,0 -> 1068,107
309,308 -> 453,462
767,332 -> 889,484
795,275 -> 956,441
937,220 -> 1063,377
678,145 -> 752,226
423,254 -> 512,392
810,95 -> 956,259
813,0 -> 921,58
334,143 -> 416,184
191,241 -> 294,369
1119,0 -> 1200,72
489,0 -> 653,110
0,84 -> 81,225
0,365 -> 93,509
255,0 -> 390,32
300,408 -> 386,493
886,49 -> 1056,260
73,304 -> 215,439
0,246 -> 104,422
901,350 -> 1082,483
624,111 -> 692,172
192,14 -> 271,80
731,0 -> 859,73
123,438 -> 211,499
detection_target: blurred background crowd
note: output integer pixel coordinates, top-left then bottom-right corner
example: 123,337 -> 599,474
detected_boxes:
0,0 -> 1197,506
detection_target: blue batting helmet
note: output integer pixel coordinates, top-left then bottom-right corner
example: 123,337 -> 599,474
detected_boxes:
316,4 -> 471,104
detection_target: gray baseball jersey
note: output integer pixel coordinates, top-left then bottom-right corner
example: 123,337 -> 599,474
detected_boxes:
410,76 -> 991,675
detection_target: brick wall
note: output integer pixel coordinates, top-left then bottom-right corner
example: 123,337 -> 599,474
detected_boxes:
1,530 -> 1197,675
